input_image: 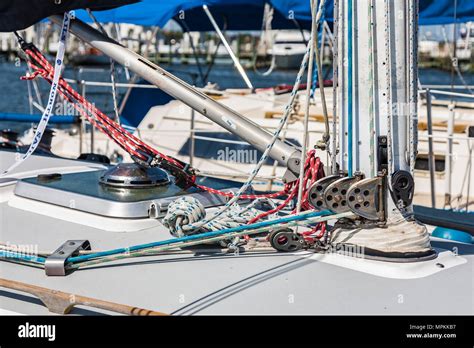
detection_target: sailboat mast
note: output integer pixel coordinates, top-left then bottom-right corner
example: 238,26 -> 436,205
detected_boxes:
336,0 -> 418,216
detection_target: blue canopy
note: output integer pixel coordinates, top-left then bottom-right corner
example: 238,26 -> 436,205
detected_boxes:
419,0 -> 474,25
75,0 -> 474,31
76,0 -> 313,31
270,0 -> 474,26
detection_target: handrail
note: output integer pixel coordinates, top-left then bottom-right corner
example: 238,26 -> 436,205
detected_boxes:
420,88 -> 474,100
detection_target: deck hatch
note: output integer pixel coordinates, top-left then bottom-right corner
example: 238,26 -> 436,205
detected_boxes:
14,169 -> 242,219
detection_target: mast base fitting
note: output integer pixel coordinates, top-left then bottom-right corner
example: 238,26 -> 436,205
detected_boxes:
329,211 -> 434,261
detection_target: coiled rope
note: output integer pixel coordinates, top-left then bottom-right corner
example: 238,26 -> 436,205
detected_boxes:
163,196 -> 276,237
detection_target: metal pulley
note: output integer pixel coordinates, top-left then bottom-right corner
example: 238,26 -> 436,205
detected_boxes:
323,176 -> 363,214
269,228 -> 306,252
308,175 -> 343,210
389,170 -> 415,208
346,176 -> 385,221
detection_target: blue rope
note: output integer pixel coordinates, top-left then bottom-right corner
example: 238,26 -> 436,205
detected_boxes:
68,210 -> 332,264
310,53 -> 318,98
0,251 -> 46,264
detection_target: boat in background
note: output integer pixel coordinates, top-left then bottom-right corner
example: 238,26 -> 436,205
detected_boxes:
269,30 -> 310,70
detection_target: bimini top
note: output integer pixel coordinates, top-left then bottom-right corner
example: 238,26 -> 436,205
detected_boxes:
74,0 -> 321,31
1,0 -> 473,33
72,0 -> 474,31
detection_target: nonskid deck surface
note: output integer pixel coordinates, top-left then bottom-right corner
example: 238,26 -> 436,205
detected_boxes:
1,240 -> 473,315
0,151 -> 473,315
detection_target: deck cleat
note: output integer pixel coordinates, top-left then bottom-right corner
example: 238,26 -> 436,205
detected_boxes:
323,175 -> 363,214
308,175 -> 343,211
347,176 -> 386,221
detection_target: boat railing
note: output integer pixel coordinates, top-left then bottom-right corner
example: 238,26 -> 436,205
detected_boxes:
420,88 -> 473,212
23,78 -> 473,211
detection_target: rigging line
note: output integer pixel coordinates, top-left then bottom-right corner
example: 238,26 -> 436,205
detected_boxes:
451,0 -> 458,98
296,0 -> 319,214
347,0 -> 354,175
384,0 -> 394,184
331,0 -> 339,174
314,0 -> 330,151
202,4 -> 253,90
202,17 -> 228,84
408,0 -> 419,176
118,26 -> 159,116
292,19 -> 308,46
183,28 -> 318,232
67,210 -> 344,267
441,25 -> 474,95
0,13 -> 71,177
113,23 -> 130,80
86,9 -> 120,123
24,46 -> 183,165
253,3 -> 276,77
178,19 -> 206,86
368,0 -> 376,177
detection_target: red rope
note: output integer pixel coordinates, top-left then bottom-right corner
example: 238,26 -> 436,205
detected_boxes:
248,150 -> 325,223
24,47 -> 182,167
21,45 -> 326,212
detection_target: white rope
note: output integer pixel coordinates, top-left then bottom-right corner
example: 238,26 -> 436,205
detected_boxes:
163,196 -> 276,237
1,12 -> 71,177
253,3 -> 276,77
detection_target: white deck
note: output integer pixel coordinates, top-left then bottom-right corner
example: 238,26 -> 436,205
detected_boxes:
0,151 -> 473,315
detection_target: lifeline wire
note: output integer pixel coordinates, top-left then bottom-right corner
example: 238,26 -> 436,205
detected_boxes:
296,0 -> 318,214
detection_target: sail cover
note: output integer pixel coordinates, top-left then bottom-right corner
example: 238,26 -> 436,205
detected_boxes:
0,0 -> 138,32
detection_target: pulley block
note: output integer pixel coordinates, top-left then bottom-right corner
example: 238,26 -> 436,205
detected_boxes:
308,175 -> 343,210
390,170 -> 415,208
323,176 -> 362,214
347,176 -> 385,221
269,228 -> 306,252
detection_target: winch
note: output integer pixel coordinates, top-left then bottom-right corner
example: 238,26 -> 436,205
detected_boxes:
99,163 -> 170,188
